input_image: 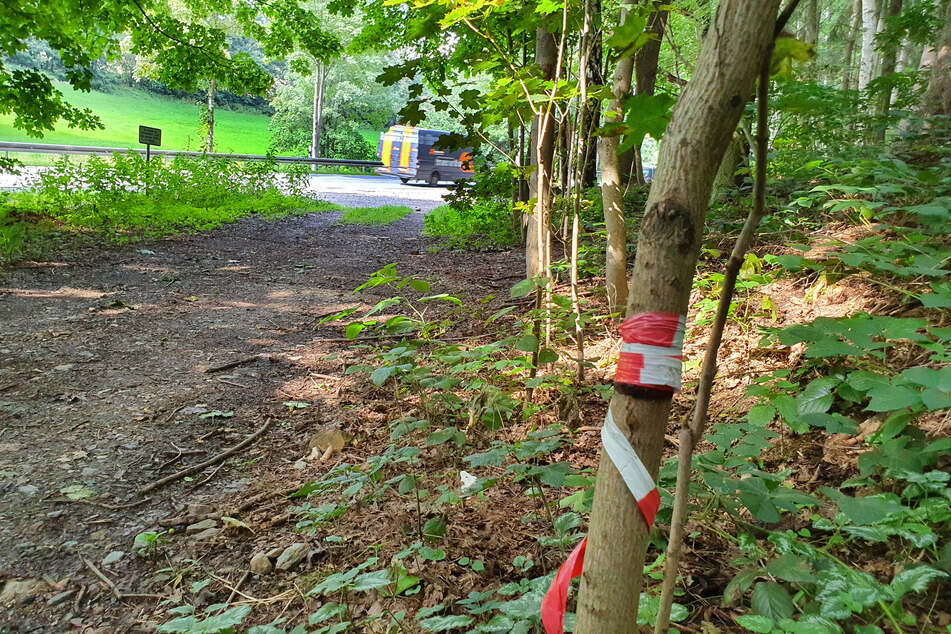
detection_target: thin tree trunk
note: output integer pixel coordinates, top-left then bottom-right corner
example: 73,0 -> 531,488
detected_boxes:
312,63 -> 327,162
876,0 -> 903,139
206,78 -> 216,153
574,2 -> 782,631
922,0 -> 951,116
859,0 -> 879,89
629,3 -> 669,187
526,28 -> 558,278
843,0 -> 862,89
601,4 -> 637,313
580,0 -> 603,189
802,0 -> 819,45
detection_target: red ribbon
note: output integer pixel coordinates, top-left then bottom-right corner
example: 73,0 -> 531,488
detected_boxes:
540,536 -> 587,634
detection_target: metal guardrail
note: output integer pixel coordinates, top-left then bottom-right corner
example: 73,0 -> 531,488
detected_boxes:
0,141 -> 383,168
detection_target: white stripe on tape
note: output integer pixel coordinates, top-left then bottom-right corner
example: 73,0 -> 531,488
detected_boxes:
620,342 -> 680,357
601,408 -> 656,503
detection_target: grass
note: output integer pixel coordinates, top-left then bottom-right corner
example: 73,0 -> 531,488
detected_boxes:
0,81 -> 271,154
338,205 -> 413,225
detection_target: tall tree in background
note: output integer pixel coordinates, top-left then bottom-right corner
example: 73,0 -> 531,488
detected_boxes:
922,0 -> 951,115
859,0 -> 879,88
574,1 -> 782,630
525,27 -> 558,278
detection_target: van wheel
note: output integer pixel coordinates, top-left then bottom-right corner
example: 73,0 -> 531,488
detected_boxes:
429,171 -> 440,186
400,177 -> 410,184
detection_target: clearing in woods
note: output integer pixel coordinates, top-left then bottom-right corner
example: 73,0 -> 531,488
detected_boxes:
0,192 -> 520,630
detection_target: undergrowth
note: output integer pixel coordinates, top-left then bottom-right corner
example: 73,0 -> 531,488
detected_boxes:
338,205 -> 413,225
0,152 -> 340,263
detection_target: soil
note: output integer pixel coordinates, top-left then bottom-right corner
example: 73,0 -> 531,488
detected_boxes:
0,191 -> 524,632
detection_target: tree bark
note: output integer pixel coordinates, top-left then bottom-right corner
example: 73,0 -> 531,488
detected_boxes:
601,5 -> 637,313
580,0 -> 603,189
312,63 -> 327,162
573,2 -> 781,631
801,0 -> 819,45
630,3 -> 669,187
843,0 -> 862,89
922,0 -> 951,116
206,78 -> 216,153
526,28 -> 558,278
858,0 -> 879,89
876,0 -> 903,138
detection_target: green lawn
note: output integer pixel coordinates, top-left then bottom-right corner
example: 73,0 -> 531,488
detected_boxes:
0,82 -> 271,154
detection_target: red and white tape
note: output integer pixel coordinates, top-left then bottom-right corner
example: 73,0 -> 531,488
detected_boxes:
616,312 -> 685,392
540,409 -> 661,634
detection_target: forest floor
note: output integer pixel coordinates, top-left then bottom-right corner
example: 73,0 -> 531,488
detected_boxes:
0,191 -> 523,632
1,189 -> 946,632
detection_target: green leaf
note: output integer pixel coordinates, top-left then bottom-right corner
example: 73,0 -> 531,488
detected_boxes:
735,614 -> 775,633
821,488 -> 906,525
724,569 -> 759,605
309,603 -> 347,625
747,404 -> 776,427
515,334 -> 539,353
60,484 -> 97,501
510,278 -> 536,298
889,565 -> 948,599
766,553 -> 816,584
419,545 -> 446,561
370,365 -> 396,386
423,516 -> 447,540
417,615 -> 474,631
751,582 -> 795,620
350,569 -> 391,592
346,322 -> 366,339
866,385 -> 922,412
797,377 -> 838,416
536,348 -> 559,364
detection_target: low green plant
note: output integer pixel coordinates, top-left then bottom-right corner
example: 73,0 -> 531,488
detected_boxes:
337,205 -> 412,225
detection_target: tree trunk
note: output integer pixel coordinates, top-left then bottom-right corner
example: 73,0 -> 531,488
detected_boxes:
601,5 -> 637,313
580,0 -> 603,189
630,2 -> 669,188
843,0 -> 862,89
312,63 -> 327,162
526,28 -> 557,278
206,78 -> 216,153
573,2 -> 781,631
858,0 -> 878,89
876,0 -> 903,139
922,0 -> 951,116
802,0 -> 819,45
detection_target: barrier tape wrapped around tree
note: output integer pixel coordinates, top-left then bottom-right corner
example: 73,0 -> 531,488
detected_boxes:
541,312 -> 684,633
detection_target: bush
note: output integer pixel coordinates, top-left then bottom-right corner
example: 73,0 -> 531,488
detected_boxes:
425,163 -> 520,248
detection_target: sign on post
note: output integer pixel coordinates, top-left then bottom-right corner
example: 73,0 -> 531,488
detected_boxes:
139,125 -> 161,163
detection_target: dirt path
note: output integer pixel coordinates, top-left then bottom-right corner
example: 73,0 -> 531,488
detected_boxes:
0,203 -> 522,631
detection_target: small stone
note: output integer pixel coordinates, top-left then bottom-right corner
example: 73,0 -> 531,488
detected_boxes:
250,552 -> 272,575
190,527 -> 220,541
17,485 -> 39,496
49,590 -> 75,606
292,459 -> 307,470
53,364 -> 74,372
186,519 -> 218,534
275,543 -> 309,571
187,503 -> 215,517
265,546 -> 284,559
101,551 -> 124,566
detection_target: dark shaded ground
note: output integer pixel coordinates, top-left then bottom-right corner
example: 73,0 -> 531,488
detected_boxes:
0,205 -> 522,632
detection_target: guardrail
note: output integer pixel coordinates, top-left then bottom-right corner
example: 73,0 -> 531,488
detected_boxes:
0,141 -> 383,168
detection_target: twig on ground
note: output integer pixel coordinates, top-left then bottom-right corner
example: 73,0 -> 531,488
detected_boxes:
164,404 -> 186,423
82,557 -> 121,600
138,419 -> 271,493
225,571 -> 250,606
311,303 -> 362,324
192,460 -> 227,488
204,354 -> 276,374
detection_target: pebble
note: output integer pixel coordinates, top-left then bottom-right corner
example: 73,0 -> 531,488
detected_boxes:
250,552 -> 272,575
1,579 -> 46,606
49,590 -> 75,606
190,527 -> 221,541
102,551 -> 124,566
17,485 -> 39,496
275,543 -> 309,571
186,519 -> 218,534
